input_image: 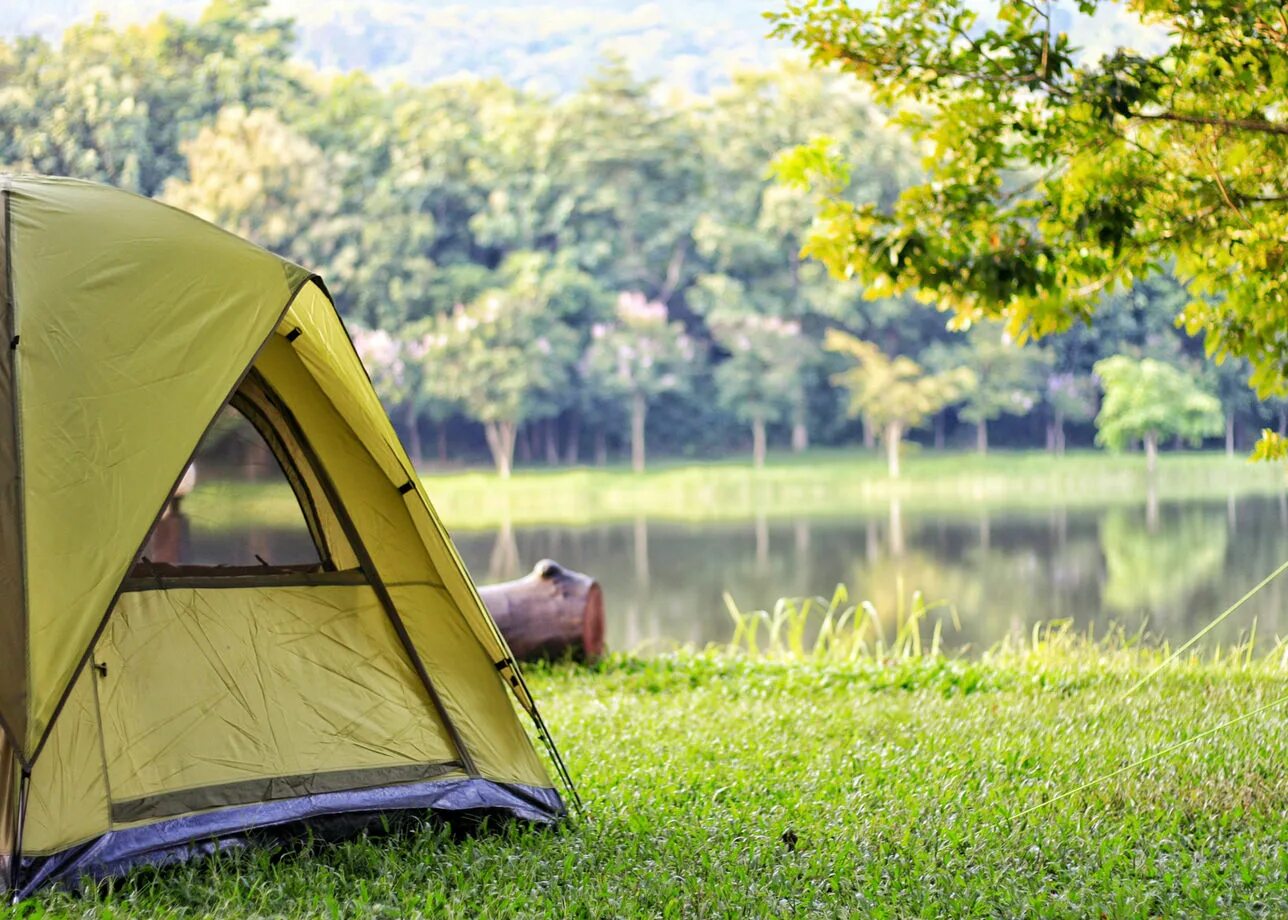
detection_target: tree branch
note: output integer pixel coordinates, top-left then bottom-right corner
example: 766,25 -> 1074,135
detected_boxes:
1133,111 -> 1288,136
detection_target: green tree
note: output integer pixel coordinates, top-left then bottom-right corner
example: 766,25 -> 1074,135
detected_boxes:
0,0 -> 297,195
826,330 -> 974,477
161,106 -> 343,269
711,315 -> 814,468
1093,355 -> 1223,474
556,59 -> 706,300
771,0 -> 1288,428
580,293 -> 699,473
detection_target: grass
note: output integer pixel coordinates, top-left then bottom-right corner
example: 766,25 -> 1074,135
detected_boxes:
14,635 -> 1288,918
184,448 -> 1287,532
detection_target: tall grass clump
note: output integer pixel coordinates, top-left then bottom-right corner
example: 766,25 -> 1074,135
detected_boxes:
723,579 -> 960,662
722,580 -> 1288,687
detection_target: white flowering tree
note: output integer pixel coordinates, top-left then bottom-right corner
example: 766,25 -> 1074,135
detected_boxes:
581,292 -> 699,473
1045,372 -> 1099,455
421,288 -> 578,479
350,325 -> 445,466
710,314 -> 814,469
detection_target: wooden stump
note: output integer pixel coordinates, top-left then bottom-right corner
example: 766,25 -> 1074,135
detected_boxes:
478,559 -> 605,662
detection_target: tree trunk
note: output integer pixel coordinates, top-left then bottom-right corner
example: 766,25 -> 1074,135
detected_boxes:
545,417 -> 561,466
631,391 -> 647,474
752,413 -> 767,469
862,416 -> 876,450
404,401 -> 423,468
1225,412 -> 1235,457
791,397 -> 808,453
791,419 -> 808,453
565,412 -> 581,465
1045,422 -> 1055,453
483,420 -> 517,480
594,429 -> 608,467
517,423 -> 532,464
884,420 -> 903,478
1144,429 -> 1159,478
1054,406 -> 1066,455
976,418 -> 988,455
934,413 -> 945,450
478,560 -> 605,661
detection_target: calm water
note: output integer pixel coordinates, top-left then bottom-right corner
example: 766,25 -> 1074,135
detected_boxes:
449,495 -> 1288,653
173,490 -> 1288,654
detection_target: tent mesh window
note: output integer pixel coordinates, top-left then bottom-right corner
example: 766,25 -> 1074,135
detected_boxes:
129,382 -> 354,582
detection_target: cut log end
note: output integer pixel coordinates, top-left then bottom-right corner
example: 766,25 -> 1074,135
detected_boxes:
479,559 -> 605,662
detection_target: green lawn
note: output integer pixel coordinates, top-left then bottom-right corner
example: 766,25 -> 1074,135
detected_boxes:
184,448 -> 1287,532
18,641 -> 1288,918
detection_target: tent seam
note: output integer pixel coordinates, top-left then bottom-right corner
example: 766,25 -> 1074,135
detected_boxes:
87,645 -> 115,834
1,185 -> 30,770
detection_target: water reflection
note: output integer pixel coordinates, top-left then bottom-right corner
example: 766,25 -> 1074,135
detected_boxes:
453,493 -> 1288,654
163,438 -> 1288,655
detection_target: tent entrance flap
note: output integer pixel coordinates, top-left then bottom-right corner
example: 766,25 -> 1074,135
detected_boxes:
244,368 -> 480,777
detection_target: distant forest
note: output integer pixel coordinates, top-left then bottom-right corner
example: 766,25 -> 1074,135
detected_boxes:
2,0 -> 1280,473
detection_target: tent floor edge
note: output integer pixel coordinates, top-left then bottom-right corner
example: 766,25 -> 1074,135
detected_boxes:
16,776 -> 565,898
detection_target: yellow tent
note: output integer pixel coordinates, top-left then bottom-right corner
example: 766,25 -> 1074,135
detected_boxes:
0,176 -> 571,898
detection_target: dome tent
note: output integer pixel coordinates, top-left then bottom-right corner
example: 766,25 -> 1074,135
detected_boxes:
0,175 -> 571,898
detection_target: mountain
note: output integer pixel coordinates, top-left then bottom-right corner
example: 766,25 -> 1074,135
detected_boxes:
0,0 -> 781,95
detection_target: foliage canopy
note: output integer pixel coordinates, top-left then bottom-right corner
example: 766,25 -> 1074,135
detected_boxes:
772,0 -> 1288,407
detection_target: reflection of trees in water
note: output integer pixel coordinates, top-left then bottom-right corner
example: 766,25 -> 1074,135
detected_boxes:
487,516 -> 522,582
848,517 -> 1106,650
447,495 -> 1288,652
1099,505 -> 1228,620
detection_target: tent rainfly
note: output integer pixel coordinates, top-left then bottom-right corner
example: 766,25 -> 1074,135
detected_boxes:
0,175 -> 573,898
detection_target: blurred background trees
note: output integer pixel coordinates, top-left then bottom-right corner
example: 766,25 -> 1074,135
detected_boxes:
3,0 -> 1281,474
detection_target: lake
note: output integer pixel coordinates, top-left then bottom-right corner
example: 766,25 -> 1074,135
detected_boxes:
449,494 -> 1288,653
164,450 -> 1288,654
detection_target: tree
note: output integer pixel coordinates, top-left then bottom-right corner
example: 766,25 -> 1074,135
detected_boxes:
1093,355 -> 1223,474
1207,358 -> 1259,457
826,330 -> 974,477
710,315 -> 814,468
926,326 -> 1049,453
580,292 -> 698,473
161,106 -> 343,269
771,0 -> 1288,432
0,0 -> 297,196
422,281 -> 578,479
1044,372 -> 1099,455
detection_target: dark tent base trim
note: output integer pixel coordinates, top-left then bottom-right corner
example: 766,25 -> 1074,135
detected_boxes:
15,777 -> 565,898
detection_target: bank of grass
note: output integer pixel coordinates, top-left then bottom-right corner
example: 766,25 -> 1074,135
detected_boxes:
18,636 -> 1288,918
184,448 -> 1286,533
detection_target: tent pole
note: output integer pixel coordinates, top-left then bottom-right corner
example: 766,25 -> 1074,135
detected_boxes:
9,767 -> 29,905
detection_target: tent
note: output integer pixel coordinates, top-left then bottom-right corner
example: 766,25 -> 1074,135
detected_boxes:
0,175 -> 573,898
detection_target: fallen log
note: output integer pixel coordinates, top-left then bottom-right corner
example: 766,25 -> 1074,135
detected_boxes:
479,559 -> 605,662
